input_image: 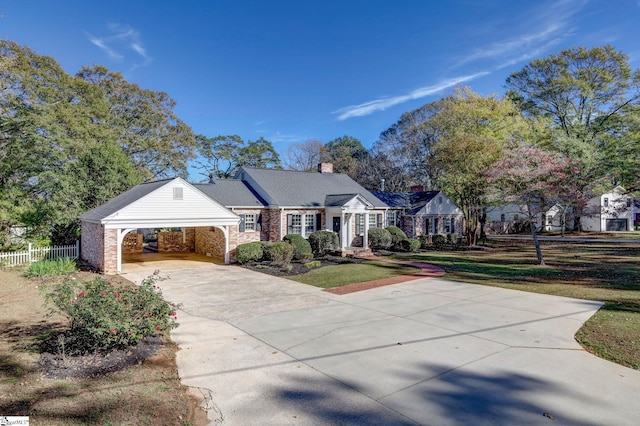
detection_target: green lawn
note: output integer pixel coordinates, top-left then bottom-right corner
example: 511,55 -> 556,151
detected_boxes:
392,240 -> 640,370
289,260 -> 420,288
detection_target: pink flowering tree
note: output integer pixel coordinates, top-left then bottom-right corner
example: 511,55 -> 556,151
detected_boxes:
486,146 -> 574,265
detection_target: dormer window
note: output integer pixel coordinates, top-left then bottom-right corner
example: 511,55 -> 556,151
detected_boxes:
173,187 -> 183,200
603,197 -> 609,207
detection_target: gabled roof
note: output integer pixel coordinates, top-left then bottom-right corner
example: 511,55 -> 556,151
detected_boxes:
80,179 -> 173,221
372,190 -> 455,216
235,167 -> 387,208
324,194 -> 374,208
194,180 -> 267,208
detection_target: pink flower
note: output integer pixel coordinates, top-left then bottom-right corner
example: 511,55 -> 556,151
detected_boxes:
109,328 -> 116,334
71,298 -> 77,305
101,291 -> 106,297
156,326 -> 162,331
114,291 -> 120,298
79,291 -> 85,297
170,311 -> 177,317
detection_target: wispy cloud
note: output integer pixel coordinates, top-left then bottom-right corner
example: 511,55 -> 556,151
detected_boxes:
86,23 -> 152,70
332,72 -> 489,121
268,131 -> 302,144
334,0 -> 588,120
457,0 -> 586,69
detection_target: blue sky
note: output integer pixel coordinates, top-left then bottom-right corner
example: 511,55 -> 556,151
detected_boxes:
2,0 -> 639,177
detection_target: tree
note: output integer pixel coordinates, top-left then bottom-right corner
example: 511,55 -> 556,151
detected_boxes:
195,135 -> 281,180
77,65 -> 196,180
355,150 -> 412,192
486,146 -> 574,265
506,45 -> 640,225
283,139 -> 326,171
419,87 -> 527,245
324,135 -> 369,179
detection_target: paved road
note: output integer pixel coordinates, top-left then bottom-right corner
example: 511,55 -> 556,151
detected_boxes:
123,263 -> 640,426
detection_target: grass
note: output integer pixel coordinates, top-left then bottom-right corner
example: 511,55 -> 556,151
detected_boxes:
289,260 -> 420,288
392,239 -> 640,370
0,268 -> 204,425
25,257 -> 77,278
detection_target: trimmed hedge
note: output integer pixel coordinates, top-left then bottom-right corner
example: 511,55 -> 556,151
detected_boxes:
432,234 -> 446,247
283,234 -> 312,260
263,241 -> 294,266
447,233 -> 458,245
418,235 -> 431,249
368,228 -> 392,250
397,238 -> 421,252
386,226 -> 407,246
235,242 -> 264,264
308,230 -> 339,257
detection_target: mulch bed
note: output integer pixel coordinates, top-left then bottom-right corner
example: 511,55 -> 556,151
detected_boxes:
39,335 -> 162,379
241,255 -> 363,277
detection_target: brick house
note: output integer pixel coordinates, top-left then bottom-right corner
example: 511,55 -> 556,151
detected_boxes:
371,187 -> 464,238
79,164 -> 388,274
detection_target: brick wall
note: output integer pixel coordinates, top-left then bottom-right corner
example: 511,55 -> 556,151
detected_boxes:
104,228 -> 117,274
122,232 -> 143,254
157,229 -> 195,252
194,227 -> 225,259
80,221 -> 105,271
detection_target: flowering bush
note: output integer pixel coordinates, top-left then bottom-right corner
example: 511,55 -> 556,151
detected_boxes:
41,272 -> 181,352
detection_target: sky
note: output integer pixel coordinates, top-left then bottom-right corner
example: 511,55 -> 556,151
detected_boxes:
1,0 -> 639,179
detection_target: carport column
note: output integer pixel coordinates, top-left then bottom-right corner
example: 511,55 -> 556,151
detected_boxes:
221,225 -> 230,264
116,228 -> 137,274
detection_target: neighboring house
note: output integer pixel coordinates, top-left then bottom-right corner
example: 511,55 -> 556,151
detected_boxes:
484,204 -> 526,234
581,186 -> 637,232
79,164 -> 388,274
371,187 -> 463,238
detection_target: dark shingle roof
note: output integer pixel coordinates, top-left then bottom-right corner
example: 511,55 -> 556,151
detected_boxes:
194,180 -> 267,207
80,179 -> 173,221
236,167 -> 387,208
371,190 -> 440,216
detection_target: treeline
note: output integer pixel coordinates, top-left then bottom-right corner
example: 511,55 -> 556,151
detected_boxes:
1,40 -> 639,250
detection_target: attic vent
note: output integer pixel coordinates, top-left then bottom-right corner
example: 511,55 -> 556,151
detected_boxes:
173,187 -> 184,200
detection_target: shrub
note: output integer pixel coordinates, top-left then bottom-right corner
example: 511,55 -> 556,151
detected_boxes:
235,242 -> 264,264
263,241 -> 294,266
40,272 -> 181,352
368,228 -> 392,250
447,233 -> 458,245
308,231 -> 339,257
283,234 -> 312,260
397,238 -> 421,252
432,234 -> 446,247
386,226 -> 408,246
300,252 -> 314,262
418,235 -> 431,249
26,257 -> 77,278
304,260 -> 321,269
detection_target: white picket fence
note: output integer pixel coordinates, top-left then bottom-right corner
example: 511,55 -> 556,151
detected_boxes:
0,241 -> 79,267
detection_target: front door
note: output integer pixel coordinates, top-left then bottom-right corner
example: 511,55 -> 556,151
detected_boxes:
332,217 -> 341,233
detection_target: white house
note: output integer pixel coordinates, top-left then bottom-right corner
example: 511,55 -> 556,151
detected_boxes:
581,186 -> 636,232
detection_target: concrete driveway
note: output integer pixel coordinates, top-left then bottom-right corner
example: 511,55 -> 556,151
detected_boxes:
122,263 -> 640,425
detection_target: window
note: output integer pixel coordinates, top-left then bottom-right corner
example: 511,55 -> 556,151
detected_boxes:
173,187 -> 183,200
356,214 -> 365,235
425,218 -> 431,234
627,198 -> 632,208
604,197 -> 609,207
438,196 -> 443,204
288,214 -> 302,235
369,214 -> 382,229
305,215 -> 315,234
244,214 -> 256,231
450,218 -> 455,234
500,213 -> 505,222
547,215 -> 553,226
433,218 -> 439,234
386,211 -> 397,227
444,219 -> 451,234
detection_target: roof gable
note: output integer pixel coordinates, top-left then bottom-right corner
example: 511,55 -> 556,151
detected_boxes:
80,178 -> 239,227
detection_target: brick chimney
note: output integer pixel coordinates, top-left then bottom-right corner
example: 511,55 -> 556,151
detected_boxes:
318,163 -> 334,173
410,185 -> 425,192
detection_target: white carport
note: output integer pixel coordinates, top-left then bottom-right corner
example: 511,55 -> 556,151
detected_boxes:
79,177 -> 240,274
